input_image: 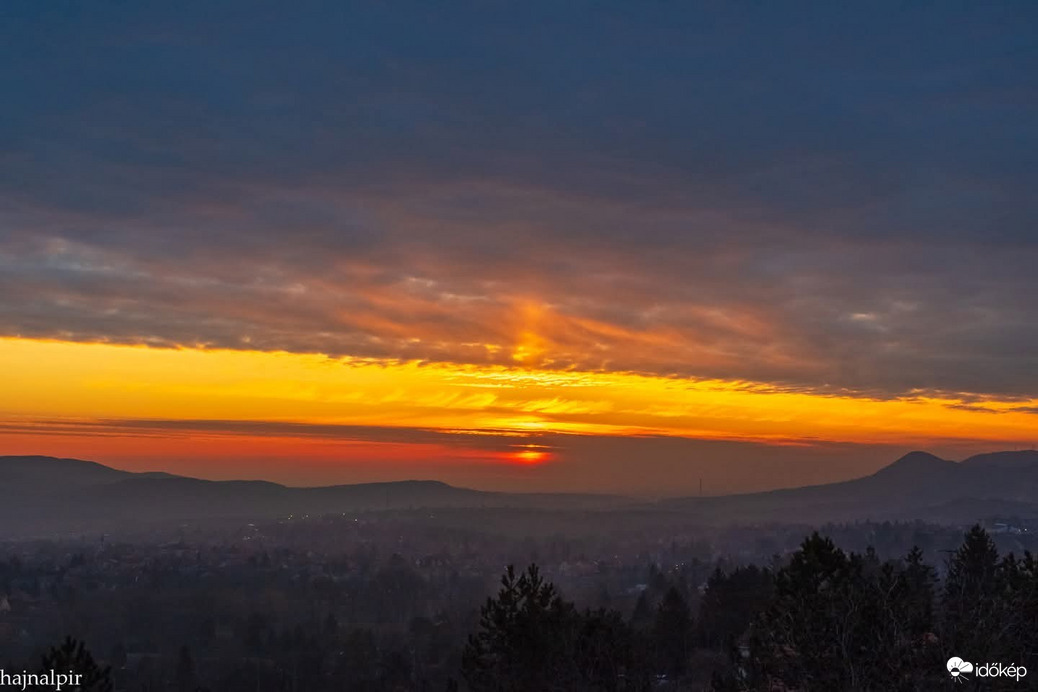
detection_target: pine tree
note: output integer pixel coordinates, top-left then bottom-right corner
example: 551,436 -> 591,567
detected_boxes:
462,564 -> 580,691
462,564 -> 647,692
652,587 -> 692,678
941,525 -> 1001,661
745,533 -> 946,691
901,546 -> 936,638
750,533 -> 852,690
40,637 -> 113,692
698,565 -> 774,648
630,591 -> 653,631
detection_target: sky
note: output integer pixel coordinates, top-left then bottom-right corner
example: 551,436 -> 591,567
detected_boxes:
1,1 -> 1037,495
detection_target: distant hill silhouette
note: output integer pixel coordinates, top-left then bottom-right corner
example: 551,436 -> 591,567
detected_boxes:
961,450 -> 1038,469
661,449 -> 1038,524
2,451 -> 1038,537
0,456 -> 627,538
0,454 -> 138,486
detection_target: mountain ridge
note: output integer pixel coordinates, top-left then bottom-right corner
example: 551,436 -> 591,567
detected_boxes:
659,449 -> 1038,524
0,455 -> 629,538
2,452 -> 1037,538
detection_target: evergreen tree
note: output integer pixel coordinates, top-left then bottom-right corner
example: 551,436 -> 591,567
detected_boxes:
652,587 -> 692,678
39,637 -> 113,692
1015,552 -> 1038,674
462,564 -> 647,692
750,533 -> 853,690
901,546 -> 937,638
745,534 -> 944,691
698,565 -> 774,648
941,525 -> 1001,661
630,591 -> 653,631
462,564 -> 580,691
576,608 -> 646,691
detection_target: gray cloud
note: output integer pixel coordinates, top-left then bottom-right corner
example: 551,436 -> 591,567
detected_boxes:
1,1 -> 1037,399
0,418 -> 543,452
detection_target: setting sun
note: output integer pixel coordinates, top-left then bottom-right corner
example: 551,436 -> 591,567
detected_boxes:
3,336 -> 1038,490
510,447 -> 551,465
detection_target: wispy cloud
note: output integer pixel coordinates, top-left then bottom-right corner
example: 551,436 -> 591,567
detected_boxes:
1,2 -> 1036,400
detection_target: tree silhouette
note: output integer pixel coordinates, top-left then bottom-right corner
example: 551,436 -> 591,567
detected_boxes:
575,607 -> 646,690
698,565 -> 773,648
39,637 -> 113,692
462,564 -> 578,691
900,546 -> 937,638
652,586 -> 692,678
462,564 -> 648,691
744,534 -> 944,691
942,525 -> 1002,663
942,525 -> 1038,681
749,533 -> 854,690
630,590 -> 653,630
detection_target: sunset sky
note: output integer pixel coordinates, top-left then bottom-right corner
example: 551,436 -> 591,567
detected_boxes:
2,2 -> 1037,495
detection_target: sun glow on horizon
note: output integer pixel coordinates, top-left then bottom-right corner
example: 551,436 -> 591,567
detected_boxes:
2,336 -> 1037,475
508,445 -> 552,465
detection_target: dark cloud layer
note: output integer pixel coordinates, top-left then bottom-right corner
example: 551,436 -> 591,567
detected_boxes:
0,418 -> 533,452
2,1 -> 1037,398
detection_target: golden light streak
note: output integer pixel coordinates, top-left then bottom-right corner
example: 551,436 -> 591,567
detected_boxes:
2,337 -> 1037,456
511,301 -> 549,364
512,449 -> 549,464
